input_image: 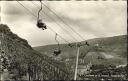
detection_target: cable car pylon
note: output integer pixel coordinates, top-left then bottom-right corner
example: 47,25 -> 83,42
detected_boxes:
74,42 -> 90,80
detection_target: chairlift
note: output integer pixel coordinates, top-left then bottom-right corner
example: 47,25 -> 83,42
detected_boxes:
54,49 -> 61,56
68,43 -> 73,47
37,19 -> 47,30
85,42 -> 89,46
53,33 -> 61,56
36,0 -> 47,30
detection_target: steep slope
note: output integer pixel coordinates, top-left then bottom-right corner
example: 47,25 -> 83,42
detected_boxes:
0,24 -> 73,80
34,35 -> 127,66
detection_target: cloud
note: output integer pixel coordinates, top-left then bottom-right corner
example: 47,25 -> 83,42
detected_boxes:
1,1 -> 127,46
48,1 -> 127,38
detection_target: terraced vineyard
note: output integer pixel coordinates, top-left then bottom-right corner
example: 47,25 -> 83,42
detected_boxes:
0,24 -> 73,80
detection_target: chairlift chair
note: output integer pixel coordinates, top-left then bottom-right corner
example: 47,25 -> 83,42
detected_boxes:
68,43 -> 73,47
53,33 -> 61,56
37,19 -> 47,30
85,42 -> 89,46
36,0 -> 47,30
54,49 -> 61,56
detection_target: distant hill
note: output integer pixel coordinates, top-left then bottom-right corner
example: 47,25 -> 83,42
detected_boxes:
33,35 -> 127,66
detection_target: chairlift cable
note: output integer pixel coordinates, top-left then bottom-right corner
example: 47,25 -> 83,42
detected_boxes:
16,1 -> 71,45
37,0 -> 42,20
16,1 -> 37,18
40,2 -> 86,41
31,1 -> 79,42
48,26 -> 70,44
31,1 -> 79,46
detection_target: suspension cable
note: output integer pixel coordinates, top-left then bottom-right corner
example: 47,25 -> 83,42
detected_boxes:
16,1 -> 71,44
16,0 -> 37,18
31,1 -> 79,42
40,2 -> 85,41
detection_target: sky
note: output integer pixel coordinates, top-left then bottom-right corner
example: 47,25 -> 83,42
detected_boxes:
1,1 -> 127,47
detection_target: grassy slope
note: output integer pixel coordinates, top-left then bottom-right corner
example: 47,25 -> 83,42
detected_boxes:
33,35 -> 127,66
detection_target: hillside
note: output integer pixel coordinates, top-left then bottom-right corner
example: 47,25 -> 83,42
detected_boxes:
0,24 -> 73,80
34,35 -> 127,66
1,24 -> 127,80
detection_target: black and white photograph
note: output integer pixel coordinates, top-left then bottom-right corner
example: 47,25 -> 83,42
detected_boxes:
0,0 -> 127,80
